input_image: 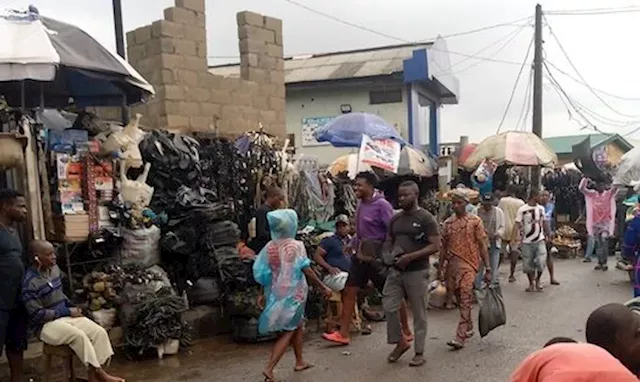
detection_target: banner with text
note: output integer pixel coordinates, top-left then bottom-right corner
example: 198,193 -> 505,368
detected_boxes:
358,134 -> 401,173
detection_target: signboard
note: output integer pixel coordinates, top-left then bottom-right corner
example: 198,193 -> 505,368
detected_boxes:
358,134 -> 401,173
301,116 -> 334,147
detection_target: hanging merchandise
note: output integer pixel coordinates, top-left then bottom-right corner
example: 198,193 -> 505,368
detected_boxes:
543,168 -> 584,216
331,173 -> 357,217
119,162 -> 154,208
290,170 -> 335,223
102,114 -> 145,171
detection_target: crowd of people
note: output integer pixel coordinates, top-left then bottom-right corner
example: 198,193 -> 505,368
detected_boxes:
250,168 -> 640,381
0,166 -> 636,381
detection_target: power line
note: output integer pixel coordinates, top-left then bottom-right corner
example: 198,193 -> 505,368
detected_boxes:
276,0 -> 531,65
546,6 -> 640,16
497,35 -> 534,133
516,68 -> 533,131
432,23 -> 529,76
281,0 -> 406,43
543,61 -> 622,135
545,60 -> 640,101
444,24 -> 530,76
544,15 -> 640,118
282,0 -> 531,42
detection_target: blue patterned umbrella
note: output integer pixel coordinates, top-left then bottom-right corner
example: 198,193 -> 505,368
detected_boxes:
314,112 -> 406,148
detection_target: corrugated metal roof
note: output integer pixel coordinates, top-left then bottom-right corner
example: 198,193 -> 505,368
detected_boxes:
208,43 -> 432,84
544,133 -> 633,154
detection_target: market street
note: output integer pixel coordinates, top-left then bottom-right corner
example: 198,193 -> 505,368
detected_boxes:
105,257 -> 630,382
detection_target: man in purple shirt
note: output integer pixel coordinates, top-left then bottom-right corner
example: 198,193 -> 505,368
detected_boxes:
323,172 -> 411,345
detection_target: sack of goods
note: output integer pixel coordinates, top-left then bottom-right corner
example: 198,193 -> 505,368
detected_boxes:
478,285 -> 507,337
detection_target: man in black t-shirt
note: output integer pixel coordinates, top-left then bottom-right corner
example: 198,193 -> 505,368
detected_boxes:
0,189 -> 28,382
249,187 -> 285,253
383,181 -> 440,367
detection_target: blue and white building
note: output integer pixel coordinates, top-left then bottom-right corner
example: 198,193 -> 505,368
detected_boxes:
209,40 -> 459,165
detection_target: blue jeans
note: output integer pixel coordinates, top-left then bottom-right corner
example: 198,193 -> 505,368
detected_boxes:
584,235 -> 595,259
475,242 -> 500,288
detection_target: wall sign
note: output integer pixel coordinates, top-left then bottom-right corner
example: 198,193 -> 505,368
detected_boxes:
301,116 -> 334,147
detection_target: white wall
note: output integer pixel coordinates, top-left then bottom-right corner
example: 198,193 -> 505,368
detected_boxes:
286,85 -> 408,166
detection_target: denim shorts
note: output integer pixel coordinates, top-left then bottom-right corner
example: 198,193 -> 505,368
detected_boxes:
521,241 -> 547,274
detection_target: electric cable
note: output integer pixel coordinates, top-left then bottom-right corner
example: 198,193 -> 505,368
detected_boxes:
496,36 -> 534,133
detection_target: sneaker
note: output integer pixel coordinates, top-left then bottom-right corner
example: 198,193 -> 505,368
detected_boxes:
583,258 -> 592,263
594,264 -> 603,270
602,265 -> 609,271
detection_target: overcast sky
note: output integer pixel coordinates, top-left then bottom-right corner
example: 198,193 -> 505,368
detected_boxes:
10,0 -> 640,143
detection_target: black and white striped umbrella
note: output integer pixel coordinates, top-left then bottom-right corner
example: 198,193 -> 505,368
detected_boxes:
0,7 -> 154,108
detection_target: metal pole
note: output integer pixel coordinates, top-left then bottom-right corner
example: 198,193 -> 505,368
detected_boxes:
531,3 -> 543,190
112,0 -> 129,125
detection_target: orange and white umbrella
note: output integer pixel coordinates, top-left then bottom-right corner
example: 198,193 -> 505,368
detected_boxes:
461,131 -> 557,170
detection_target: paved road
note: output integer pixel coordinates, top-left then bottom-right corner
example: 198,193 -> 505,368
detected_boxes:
106,257 -> 632,382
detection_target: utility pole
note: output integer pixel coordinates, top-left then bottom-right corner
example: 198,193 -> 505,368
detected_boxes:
531,3 -> 543,190
112,0 -> 129,125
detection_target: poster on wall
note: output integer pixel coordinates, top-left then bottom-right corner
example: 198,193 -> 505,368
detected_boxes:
301,116 -> 335,147
358,134 -> 401,173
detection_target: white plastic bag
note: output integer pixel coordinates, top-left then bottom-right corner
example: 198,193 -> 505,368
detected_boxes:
92,308 -> 117,330
103,113 -> 144,170
119,162 -> 154,208
323,271 -> 349,292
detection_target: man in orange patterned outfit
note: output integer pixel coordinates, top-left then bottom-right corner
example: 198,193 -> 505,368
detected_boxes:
439,190 -> 491,350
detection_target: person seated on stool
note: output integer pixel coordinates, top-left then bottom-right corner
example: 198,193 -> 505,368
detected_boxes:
21,240 -> 124,382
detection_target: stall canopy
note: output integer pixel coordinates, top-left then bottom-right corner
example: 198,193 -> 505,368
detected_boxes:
462,131 -> 557,170
0,7 -> 154,107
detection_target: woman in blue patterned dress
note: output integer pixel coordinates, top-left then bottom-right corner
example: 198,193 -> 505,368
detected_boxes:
254,209 -> 332,382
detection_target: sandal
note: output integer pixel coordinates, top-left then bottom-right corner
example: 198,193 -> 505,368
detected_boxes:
509,276 -> 516,283
387,344 -> 411,363
361,325 -> 373,335
262,372 -> 276,382
447,340 -> 464,350
409,354 -> 426,367
322,331 -> 350,345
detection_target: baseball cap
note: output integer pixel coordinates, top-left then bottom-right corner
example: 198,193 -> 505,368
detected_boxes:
335,214 -> 350,225
480,193 -> 494,204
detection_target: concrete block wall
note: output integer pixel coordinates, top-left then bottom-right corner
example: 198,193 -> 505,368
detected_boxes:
125,0 -> 286,136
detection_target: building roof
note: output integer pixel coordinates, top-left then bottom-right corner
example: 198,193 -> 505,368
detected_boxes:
209,42 -> 433,84
543,133 -> 633,155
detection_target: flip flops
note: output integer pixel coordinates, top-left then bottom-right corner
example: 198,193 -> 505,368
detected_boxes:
322,331 -> 350,345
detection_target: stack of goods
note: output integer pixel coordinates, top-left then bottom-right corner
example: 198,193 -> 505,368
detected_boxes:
552,225 -> 581,258
47,112 -> 120,242
118,264 -> 190,359
54,151 -> 89,241
81,271 -> 121,330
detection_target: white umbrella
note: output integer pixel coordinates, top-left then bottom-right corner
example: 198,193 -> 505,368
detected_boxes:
0,7 -> 154,107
